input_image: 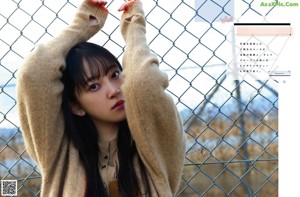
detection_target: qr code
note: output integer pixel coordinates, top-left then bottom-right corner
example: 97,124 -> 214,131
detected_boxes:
1,180 -> 17,196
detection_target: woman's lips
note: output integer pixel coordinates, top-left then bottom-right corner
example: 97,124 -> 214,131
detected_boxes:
112,100 -> 125,110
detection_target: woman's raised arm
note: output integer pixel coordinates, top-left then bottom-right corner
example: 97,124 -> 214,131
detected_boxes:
17,0 -> 108,172
119,1 -> 186,196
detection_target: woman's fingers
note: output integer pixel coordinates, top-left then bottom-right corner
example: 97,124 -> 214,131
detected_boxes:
118,0 -> 138,12
87,0 -> 140,12
87,0 -> 107,7
87,0 -> 138,12
118,3 -> 126,12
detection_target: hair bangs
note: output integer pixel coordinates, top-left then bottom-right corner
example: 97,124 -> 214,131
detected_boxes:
67,42 -> 122,95
85,56 -> 112,80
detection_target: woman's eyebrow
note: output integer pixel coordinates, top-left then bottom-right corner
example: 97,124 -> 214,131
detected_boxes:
108,64 -> 119,72
85,76 -> 99,83
106,64 -> 120,75
84,64 -> 119,83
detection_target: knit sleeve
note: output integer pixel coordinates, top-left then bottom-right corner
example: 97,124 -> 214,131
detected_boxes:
120,2 -> 186,196
16,1 -> 108,172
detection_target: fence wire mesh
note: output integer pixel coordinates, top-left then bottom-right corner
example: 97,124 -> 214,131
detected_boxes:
1,0 -> 279,196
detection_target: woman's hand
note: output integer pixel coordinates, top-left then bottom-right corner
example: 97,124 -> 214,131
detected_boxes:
86,0 -> 108,8
118,0 -> 140,12
86,0 -> 108,25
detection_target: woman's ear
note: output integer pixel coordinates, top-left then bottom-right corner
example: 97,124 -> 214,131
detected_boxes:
70,103 -> 86,116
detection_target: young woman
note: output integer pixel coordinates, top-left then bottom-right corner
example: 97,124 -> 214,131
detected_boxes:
17,0 -> 186,196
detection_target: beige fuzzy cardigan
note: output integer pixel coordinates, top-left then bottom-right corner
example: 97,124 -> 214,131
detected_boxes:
17,1 -> 185,196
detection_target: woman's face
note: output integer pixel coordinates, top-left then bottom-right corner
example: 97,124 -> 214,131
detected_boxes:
72,61 -> 126,124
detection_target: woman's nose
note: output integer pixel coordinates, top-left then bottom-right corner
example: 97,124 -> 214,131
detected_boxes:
106,82 -> 120,99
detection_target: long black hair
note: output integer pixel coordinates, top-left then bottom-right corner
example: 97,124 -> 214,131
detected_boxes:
61,42 -> 151,197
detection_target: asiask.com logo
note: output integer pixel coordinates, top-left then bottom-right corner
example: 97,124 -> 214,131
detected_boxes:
260,1 -> 299,7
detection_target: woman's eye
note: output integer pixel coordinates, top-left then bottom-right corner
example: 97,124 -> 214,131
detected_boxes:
89,83 -> 100,91
112,70 -> 120,78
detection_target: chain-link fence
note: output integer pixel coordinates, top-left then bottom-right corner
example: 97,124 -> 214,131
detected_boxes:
1,0 -> 280,196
